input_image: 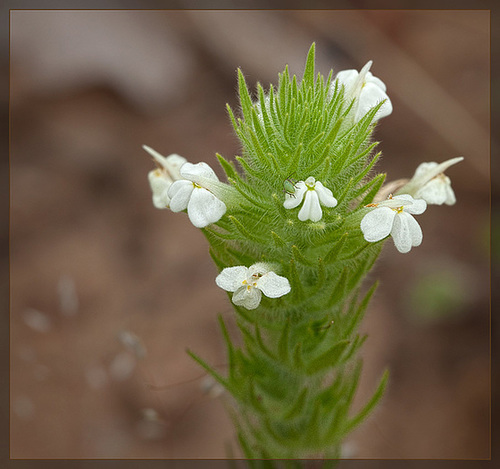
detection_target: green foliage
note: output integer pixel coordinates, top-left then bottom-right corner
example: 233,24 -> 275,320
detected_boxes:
195,44 -> 389,460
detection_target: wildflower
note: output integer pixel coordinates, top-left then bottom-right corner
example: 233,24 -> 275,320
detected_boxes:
360,194 -> 427,253
398,157 -> 464,205
215,263 -> 291,310
333,60 -> 392,122
144,145 -> 187,209
283,176 -> 338,222
168,162 -> 227,228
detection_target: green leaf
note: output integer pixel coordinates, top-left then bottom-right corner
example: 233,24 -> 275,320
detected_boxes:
343,369 -> 389,434
271,231 -> 287,249
202,227 -> 238,242
306,339 -> 351,375
216,153 -> 237,180
351,150 -> 382,187
227,176 -> 268,209
311,258 -> 326,295
326,268 -> 348,309
324,232 -> 348,264
226,103 -> 239,133
292,342 -> 304,369
217,315 -> 236,379
302,43 -> 316,88
289,258 -> 305,302
353,173 -> 386,207
255,324 -> 276,360
234,156 -> 264,180
344,282 -> 378,338
292,244 -> 315,266
286,142 -> 304,175
278,319 -> 291,362
238,68 -> 254,120
208,246 -> 227,270
187,349 -> 229,390
283,386 -> 309,420
229,215 -> 266,243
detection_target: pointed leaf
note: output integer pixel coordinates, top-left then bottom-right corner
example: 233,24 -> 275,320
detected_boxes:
302,43 -> 316,88
306,339 -> 351,375
343,369 -> 389,434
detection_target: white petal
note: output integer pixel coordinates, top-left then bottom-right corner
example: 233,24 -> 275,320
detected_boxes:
152,193 -> 170,209
360,206 -> 395,242
186,187 -> 226,228
404,197 -> 427,215
257,272 -> 291,298
314,181 -> 338,208
168,180 -> 194,212
152,186 -> 171,209
298,190 -> 322,222
384,194 -> 419,210
180,162 -> 219,183
359,61 -> 373,82
248,263 -> 271,277
149,170 -> 171,189
335,69 -> 358,88
366,73 -> 387,92
412,162 -> 439,182
444,184 -> 456,205
163,154 -> 187,180
232,286 -> 262,310
283,182 -> 306,209
391,212 -> 422,253
143,145 -> 171,168
416,178 -> 449,205
356,83 -> 392,121
412,157 -> 463,187
216,266 -> 249,292
143,146 -> 187,180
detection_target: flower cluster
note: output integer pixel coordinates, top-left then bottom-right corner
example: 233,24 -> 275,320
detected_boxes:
144,59 -> 464,311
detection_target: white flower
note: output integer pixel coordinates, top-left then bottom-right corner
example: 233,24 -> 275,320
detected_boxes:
215,263 -> 291,310
399,157 -> 464,206
144,145 -> 187,209
283,176 -> 338,222
332,60 -> 392,122
360,194 -> 427,254
168,162 -> 227,228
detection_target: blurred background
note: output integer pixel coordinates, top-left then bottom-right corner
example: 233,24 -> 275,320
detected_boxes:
9,8 -> 490,461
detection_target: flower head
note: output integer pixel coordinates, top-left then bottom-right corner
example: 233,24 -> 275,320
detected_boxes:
360,194 -> 427,253
144,145 -> 187,209
283,176 -> 338,222
398,157 -> 463,206
332,60 -> 392,122
215,263 -> 291,310
168,162 -> 227,228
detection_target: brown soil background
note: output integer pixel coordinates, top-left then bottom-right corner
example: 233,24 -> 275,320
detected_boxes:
9,9 -> 491,463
